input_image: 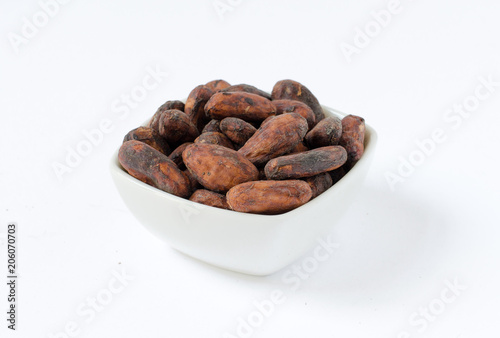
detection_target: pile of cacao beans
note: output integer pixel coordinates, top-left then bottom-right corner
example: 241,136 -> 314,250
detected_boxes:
118,79 -> 365,215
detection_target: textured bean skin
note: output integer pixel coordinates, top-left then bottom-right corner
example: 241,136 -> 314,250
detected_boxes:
219,117 -> 257,146
123,126 -> 171,155
272,99 -> 316,130
205,79 -> 231,92
339,114 -> 365,169
220,84 -> 272,100
201,119 -> 221,133
227,180 -> 312,215
264,146 -> 347,180
305,116 -> 342,148
118,140 -> 191,198
183,143 -> 259,192
194,132 -> 235,149
189,189 -> 230,209
205,92 -> 276,122
158,109 -> 199,145
157,100 -> 185,112
271,79 -> 325,123
168,142 -> 192,170
238,113 -> 308,166
303,173 -> 333,199
149,100 -> 185,131
259,115 -> 275,129
184,85 -> 214,132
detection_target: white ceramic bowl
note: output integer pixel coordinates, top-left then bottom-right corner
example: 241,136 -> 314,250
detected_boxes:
110,106 -> 377,275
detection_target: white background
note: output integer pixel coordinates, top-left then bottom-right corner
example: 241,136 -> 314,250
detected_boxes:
1,0 -> 500,337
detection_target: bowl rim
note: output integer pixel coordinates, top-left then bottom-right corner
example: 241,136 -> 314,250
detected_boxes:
110,105 -> 377,219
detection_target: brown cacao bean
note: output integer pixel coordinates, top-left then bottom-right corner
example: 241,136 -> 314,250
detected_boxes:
227,180 -> 312,214
264,146 -> 347,179
183,143 -> 259,192
118,140 -> 191,198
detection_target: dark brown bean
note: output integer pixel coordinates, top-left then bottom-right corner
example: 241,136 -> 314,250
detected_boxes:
258,167 -> 267,180
149,100 -> 185,131
157,100 -> 185,112
271,79 -> 325,124
194,132 -> 235,149
339,115 -> 365,169
305,115 -> 342,148
189,189 -> 230,209
219,117 -> 257,146
329,166 -> 347,184
184,169 -> 201,192
123,126 -> 171,155
238,113 -> 308,166
158,109 -> 199,145
303,173 -> 333,199
168,142 -> 193,170
220,84 -> 272,100
201,119 -> 221,133
118,140 -> 191,198
184,85 -> 214,132
272,99 -> 316,130
264,146 -> 347,179
205,92 -> 276,122
205,79 -> 231,92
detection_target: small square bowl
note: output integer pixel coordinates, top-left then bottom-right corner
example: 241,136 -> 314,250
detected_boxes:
110,106 -> 377,276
